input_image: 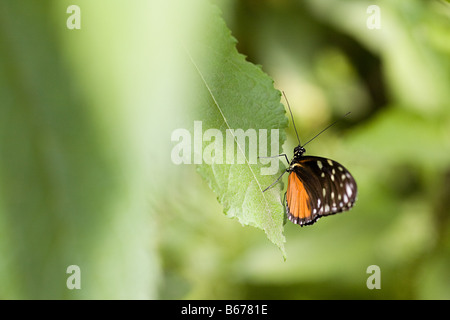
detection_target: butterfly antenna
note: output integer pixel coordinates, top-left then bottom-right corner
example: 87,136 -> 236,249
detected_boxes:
282,91 -> 301,146
301,112 -> 351,148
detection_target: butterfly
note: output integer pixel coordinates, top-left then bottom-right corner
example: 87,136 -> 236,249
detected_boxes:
262,92 -> 357,227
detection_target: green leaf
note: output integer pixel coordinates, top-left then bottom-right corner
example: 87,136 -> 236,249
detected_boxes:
184,3 -> 288,255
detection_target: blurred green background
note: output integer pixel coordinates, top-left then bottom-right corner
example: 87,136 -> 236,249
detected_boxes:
1,0 -> 450,299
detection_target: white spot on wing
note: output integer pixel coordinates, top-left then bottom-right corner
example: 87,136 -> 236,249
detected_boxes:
317,161 -> 323,170
346,184 -> 353,197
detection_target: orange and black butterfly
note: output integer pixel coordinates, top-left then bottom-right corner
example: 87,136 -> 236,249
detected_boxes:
263,92 -> 357,227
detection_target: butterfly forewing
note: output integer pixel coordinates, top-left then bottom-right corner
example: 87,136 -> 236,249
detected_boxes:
286,156 -> 357,226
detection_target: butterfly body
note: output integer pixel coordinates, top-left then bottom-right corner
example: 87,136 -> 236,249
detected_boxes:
285,146 -> 357,226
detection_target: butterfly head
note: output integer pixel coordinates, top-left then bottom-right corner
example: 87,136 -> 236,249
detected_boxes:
293,146 -> 306,159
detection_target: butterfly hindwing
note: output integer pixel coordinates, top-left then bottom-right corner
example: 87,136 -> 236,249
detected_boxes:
286,156 -> 357,226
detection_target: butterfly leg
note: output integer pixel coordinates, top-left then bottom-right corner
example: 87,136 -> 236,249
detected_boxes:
258,154 -> 290,166
262,169 -> 288,192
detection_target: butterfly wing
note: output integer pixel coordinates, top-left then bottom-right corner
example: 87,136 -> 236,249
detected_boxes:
286,156 -> 357,226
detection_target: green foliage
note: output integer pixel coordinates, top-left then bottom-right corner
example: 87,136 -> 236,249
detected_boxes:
185,4 -> 288,255
0,0 -> 162,299
1,0 -> 449,300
